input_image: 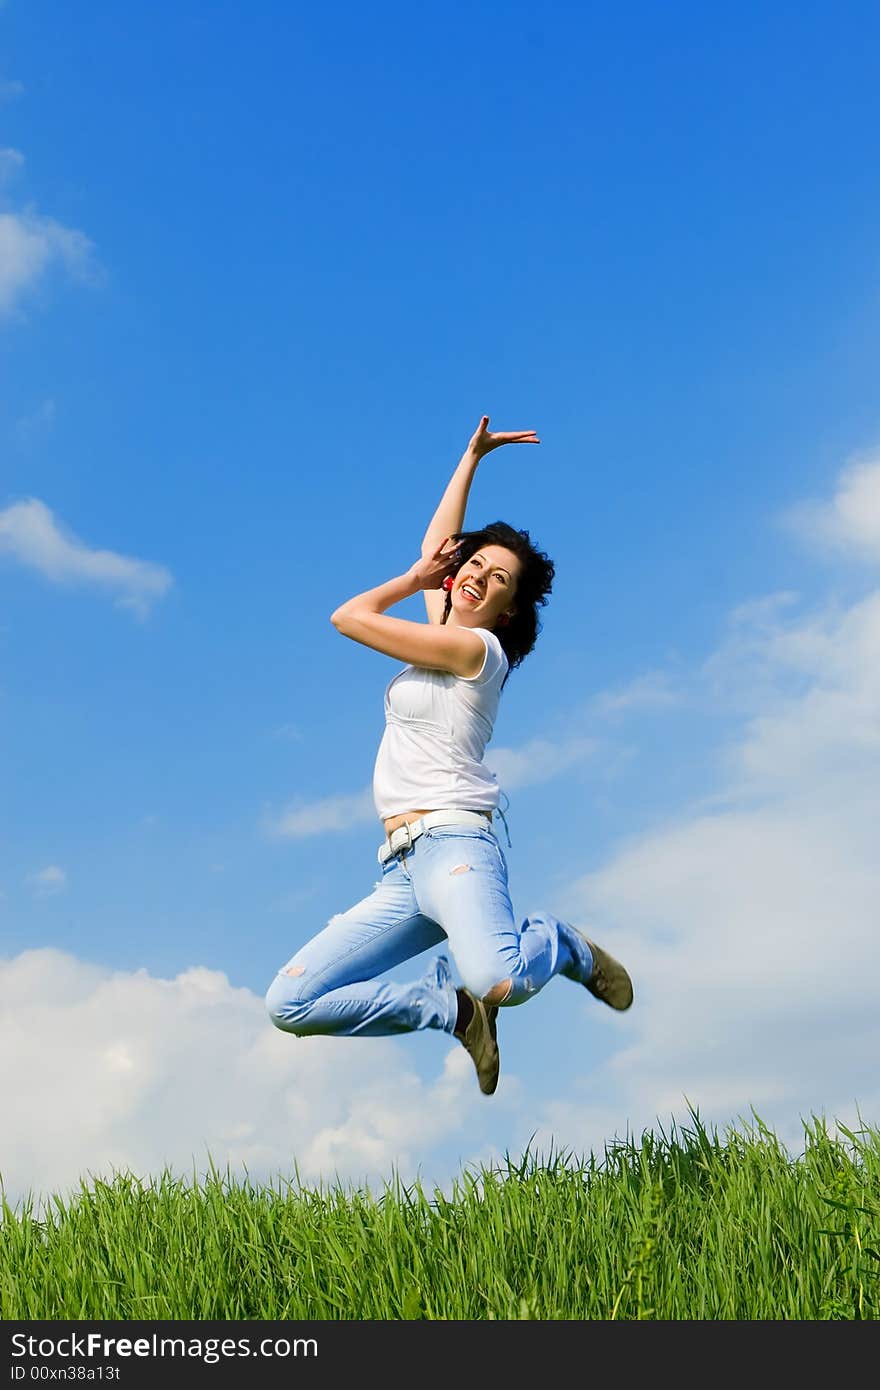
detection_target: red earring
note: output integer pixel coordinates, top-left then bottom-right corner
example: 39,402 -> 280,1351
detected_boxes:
442,575 -> 454,591
497,613 -> 510,626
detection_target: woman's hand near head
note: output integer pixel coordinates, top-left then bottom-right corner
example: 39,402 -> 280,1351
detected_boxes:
408,537 -> 461,591
467,416 -> 540,460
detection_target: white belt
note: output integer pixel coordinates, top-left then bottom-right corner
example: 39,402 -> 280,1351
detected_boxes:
378,810 -> 493,864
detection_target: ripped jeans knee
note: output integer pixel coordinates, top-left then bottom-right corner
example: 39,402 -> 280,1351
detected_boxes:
265,965 -> 321,1035
459,965 -> 538,1008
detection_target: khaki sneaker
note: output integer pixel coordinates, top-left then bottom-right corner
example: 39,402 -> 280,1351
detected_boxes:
454,988 -> 500,1095
579,935 -> 633,1011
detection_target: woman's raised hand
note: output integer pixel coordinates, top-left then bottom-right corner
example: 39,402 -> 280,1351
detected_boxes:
467,415 -> 540,460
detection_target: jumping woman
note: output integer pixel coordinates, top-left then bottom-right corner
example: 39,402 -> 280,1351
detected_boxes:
266,417 -> 634,1094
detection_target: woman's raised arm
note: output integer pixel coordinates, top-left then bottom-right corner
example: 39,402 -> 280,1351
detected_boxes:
421,417 -> 540,623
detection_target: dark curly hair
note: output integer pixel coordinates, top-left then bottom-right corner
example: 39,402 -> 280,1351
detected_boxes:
442,521 -> 554,683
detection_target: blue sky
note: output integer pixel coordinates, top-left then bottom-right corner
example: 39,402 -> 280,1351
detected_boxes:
3,1 -> 880,1200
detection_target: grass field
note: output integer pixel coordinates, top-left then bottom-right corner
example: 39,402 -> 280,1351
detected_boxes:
2,1114 -> 878,1319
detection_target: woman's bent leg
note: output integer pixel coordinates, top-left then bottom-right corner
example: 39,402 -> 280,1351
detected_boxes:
411,828 -> 595,1005
265,858 -> 457,1037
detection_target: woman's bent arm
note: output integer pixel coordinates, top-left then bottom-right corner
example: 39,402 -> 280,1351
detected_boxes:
330,548 -> 487,678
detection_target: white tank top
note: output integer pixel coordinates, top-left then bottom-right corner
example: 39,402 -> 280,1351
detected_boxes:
372,627 -> 508,819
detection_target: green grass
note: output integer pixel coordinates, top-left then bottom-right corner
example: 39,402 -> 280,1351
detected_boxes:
3,1113 -> 879,1319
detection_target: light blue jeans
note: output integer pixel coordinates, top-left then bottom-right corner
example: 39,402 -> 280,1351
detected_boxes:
265,823 -> 595,1038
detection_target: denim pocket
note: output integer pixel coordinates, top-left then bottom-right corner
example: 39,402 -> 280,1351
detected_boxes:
423,825 -> 497,847
422,827 -> 506,874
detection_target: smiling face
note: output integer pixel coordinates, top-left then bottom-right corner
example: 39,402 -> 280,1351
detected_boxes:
447,544 -> 521,631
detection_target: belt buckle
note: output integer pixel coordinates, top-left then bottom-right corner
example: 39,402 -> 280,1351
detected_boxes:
393,820 -> 414,856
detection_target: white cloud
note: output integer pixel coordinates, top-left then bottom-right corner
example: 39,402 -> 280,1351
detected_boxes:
270,722 -> 303,742
0,949 -> 491,1203
591,671 -> 681,715
0,210 -> 98,316
486,735 -> 596,789
539,522 -> 880,1157
543,791 -> 880,1157
26,865 -> 67,897
14,397 -> 56,443
0,147 -> 24,183
787,453 -> 880,564
705,589 -> 880,791
266,787 -> 376,838
0,498 -> 173,616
